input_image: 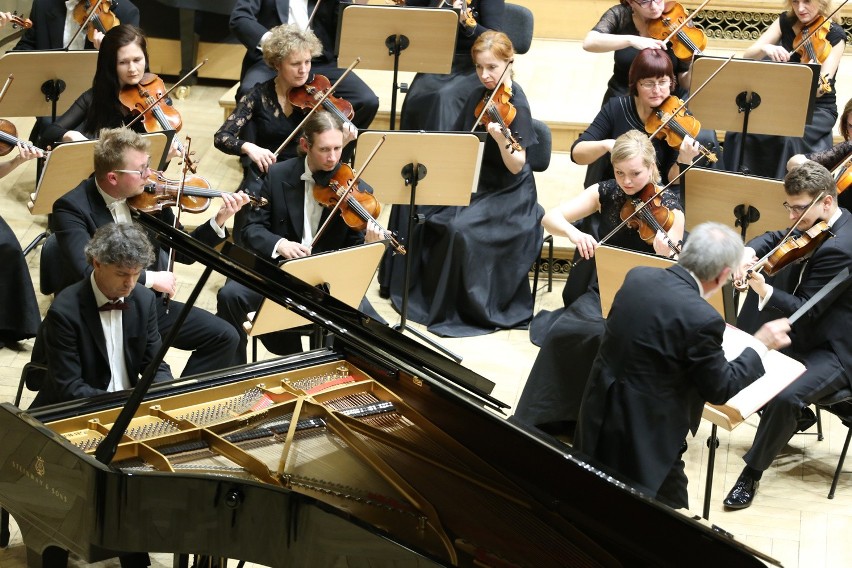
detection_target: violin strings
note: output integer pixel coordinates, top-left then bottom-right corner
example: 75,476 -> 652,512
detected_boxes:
331,182 -> 391,238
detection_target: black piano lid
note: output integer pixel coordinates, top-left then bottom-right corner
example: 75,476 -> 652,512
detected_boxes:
134,211 -> 501,406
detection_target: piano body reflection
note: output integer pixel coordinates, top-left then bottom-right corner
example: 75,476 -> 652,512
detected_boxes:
0,214 -> 776,567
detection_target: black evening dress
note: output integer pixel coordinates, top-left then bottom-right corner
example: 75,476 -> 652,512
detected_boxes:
723,12 -> 844,179
513,179 -> 682,430
0,216 -> 40,346
387,82 -> 542,337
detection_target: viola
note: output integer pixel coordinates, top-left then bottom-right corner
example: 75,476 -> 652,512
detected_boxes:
287,74 -> 355,129
619,183 -> 682,254
459,0 -> 476,28
118,73 -> 196,172
647,1 -> 707,62
312,163 -> 406,254
0,119 -> 45,156
127,171 -> 267,213
645,96 -> 718,164
8,13 -> 32,29
72,0 -> 119,44
474,83 -> 522,153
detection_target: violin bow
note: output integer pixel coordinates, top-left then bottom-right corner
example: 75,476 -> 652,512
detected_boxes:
787,0 -> 848,57
311,134 -> 387,248
734,190 -> 827,289
0,74 -> 14,105
661,0 -> 712,46
124,59 -> 208,130
470,59 -> 513,133
272,57 -> 361,159
647,54 -> 734,141
307,0 -> 324,29
163,135 -> 193,313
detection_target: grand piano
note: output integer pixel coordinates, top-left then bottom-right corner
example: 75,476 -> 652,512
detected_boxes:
0,213 -> 779,567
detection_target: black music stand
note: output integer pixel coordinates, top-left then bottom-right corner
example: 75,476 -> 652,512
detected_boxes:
338,5 -> 457,130
356,130 -> 483,362
0,51 -> 98,119
688,55 -> 816,174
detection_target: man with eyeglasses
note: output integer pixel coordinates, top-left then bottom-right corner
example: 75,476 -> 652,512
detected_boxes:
51,127 -> 250,377
724,160 -> 852,510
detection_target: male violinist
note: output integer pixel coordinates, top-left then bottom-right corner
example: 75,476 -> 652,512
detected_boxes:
229,0 -> 378,130
14,0 -> 140,51
216,110 -> 383,364
724,160 -> 852,510
51,127 -> 251,376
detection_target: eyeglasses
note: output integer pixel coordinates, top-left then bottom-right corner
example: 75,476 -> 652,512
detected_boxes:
114,162 -> 151,178
632,0 -> 662,7
782,202 -> 811,214
638,79 -> 672,90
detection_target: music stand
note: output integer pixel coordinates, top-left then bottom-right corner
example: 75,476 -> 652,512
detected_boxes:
688,56 -> 816,174
356,130 -> 483,362
246,242 -> 386,345
338,5 -> 457,129
0,51 -> 97,118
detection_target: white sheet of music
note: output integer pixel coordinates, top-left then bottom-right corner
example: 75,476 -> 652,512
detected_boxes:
703,324 -> 806,430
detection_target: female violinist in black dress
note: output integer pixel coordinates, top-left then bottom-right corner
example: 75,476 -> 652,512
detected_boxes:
513,129 -> 684,434
724,0 -> 845,179
387,30 -> 541,337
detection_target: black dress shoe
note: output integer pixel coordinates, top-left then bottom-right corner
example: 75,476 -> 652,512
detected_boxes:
723,474 -> 759,510
797,406 -> 817,432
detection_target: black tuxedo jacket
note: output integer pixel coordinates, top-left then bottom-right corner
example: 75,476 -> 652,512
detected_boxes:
52,177 -> 226,292
230,0 -> 340,77
747,208 -> 852,384
14,0 -> 140,51
575,265 -> 765,497
241,157 -> 365,257
32,280 -> 171,407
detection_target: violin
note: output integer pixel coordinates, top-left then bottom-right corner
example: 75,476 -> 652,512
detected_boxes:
118,73 -> 196,172
619,183 -> 682,255
645,96 -> 718,164
792,15 -> 832,64
647,1 -> 707,62
7,13 -> 32,29
474,83 -> 522,153
0,119 -> 45,156
459,0 -> 476,28
833,152 -> 852,194
287,74 -> 355,130
734,221 -> 833,291
72,0 -> 119,44
312,163 -> 406,254
127,171 -> 267,213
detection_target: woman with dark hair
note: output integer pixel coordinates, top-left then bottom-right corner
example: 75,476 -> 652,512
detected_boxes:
788,97 -> 852,173
725,0 -> 845,179
386,31 -> 542,337
40,25 -> 174,147
584,0 -> 693,105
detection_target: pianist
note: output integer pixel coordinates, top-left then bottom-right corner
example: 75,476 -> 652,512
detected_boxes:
32,222 -> 172,410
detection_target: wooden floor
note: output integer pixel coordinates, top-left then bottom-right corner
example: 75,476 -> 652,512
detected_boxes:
2,39 -> 852,567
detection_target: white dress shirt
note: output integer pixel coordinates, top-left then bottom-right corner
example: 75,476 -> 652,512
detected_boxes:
90,273 -> 131,393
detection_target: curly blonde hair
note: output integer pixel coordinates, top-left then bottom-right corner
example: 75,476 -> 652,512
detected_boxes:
262,24 -> 322,69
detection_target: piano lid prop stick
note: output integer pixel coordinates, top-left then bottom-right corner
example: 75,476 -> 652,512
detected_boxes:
277,396 -> 305,475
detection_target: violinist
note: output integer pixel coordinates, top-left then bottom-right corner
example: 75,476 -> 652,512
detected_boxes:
213,24 -> 353,200
384,30 -> 541,337
571,48 -> 702,189
723,160 -> 852,511
230,0 -> 378,130
399,0 -> 504,131
217,111 -> 383,365
514,130 -> 684,436
13,0 -> 139,51
724,0 -> 845,179
40,25 -> 167,146
583,0 -> 693,105
51,127 -> 249,376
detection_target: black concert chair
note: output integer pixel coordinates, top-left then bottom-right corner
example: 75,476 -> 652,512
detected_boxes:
39,232 -> 65,295
502,3 -> 534,55
814,389 -> 852,499
528,118 -> 554,303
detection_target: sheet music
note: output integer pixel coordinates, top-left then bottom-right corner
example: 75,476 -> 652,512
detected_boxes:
704,324 -> 806,430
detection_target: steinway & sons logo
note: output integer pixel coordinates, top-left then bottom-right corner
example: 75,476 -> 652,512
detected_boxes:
10,456 -> 69,504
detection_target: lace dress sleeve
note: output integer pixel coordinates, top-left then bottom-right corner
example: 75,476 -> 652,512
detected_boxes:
805,140 -> 852,170
591,5 -> 632,34
213,88 -> 261,156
